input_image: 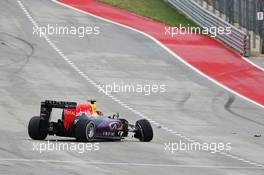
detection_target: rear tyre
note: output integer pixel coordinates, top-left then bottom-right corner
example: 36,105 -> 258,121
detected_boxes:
134,119 -> 153,142
75,120 -> 95,142
28,116 -> 48,140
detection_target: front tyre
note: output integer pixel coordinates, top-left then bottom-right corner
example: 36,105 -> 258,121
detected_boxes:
134,119 -> 153,142
75,120 -> 95,142
28,116 -> 48,140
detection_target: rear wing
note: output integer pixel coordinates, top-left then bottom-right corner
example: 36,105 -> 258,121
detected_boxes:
40,100 -> 77,128
42,100 -> 77,109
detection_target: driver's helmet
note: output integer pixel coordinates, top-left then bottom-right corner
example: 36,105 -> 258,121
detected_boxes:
91,103 -> 97,115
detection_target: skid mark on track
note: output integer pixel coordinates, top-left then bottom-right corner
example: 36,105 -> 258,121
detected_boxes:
0,32 -> 34,75
224,94 -> 264,126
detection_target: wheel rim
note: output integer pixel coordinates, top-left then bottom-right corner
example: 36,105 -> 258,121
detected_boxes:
86,123 -> 95,139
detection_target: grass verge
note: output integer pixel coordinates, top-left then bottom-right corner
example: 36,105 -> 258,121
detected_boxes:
96,0 -> 195,27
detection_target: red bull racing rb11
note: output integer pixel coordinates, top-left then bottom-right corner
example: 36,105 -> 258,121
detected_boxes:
28,100 -> 153,142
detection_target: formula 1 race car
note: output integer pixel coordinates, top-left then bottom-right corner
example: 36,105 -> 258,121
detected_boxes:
28,100 -> 153,142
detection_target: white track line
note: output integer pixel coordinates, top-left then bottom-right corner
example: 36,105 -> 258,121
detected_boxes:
17,0 -> 264,168
1,158 -> 264,169
242,56 -> 264,72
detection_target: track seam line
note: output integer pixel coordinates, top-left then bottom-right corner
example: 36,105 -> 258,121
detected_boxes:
17,0 -> 263,168
1,158 -> 264,169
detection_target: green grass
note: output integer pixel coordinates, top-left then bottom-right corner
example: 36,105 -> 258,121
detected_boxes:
96,0 -> 195,27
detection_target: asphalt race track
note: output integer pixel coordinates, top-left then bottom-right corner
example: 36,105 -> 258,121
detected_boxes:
0,0 -> 264,174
